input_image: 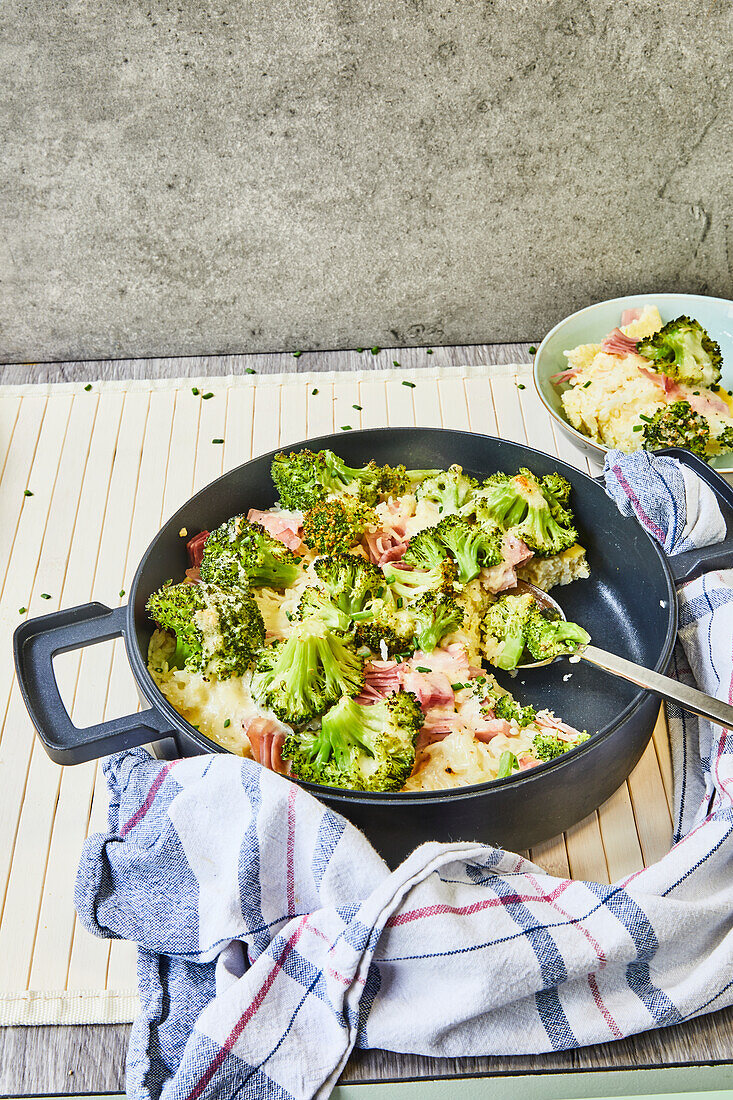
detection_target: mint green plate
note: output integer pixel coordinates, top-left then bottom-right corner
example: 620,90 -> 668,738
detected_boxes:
533,293 -> 733,473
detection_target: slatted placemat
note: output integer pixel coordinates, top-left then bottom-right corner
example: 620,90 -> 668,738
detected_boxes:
0,364 -> 674,1026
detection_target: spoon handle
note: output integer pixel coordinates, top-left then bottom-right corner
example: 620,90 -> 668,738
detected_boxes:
581,644 -> 733,730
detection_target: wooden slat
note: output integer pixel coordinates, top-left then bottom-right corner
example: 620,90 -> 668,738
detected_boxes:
0,366 -> 680,1017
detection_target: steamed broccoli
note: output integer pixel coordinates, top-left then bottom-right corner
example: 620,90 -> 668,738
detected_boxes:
473,470 -> 577,556
411,591 -> 464,652
640,401 -> 710,458
540,473 -> 574,525
402,527 -> 449,571
493,694 -> 536,728
282,691 -> 423,791
482,592 -> 589,671
352,603 -> 416,656
637,316 -> 722,388
714,425 -> 733,454
146,580 -> 265,678
382,557 -> 458,602
200,516 -> 301,590
296,586 -> 351,633
251,619 -> 364,724
302,498 -> 377,554
313,553 -> 386,616
433,515 -> 505,583
416,464 -> 478,516
271,448 -> 421,509
532,730 -> 589,763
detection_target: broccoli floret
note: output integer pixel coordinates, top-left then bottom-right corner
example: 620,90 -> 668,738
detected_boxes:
146,580 -> 265,678
473,470 -> 577,557
482,592 -> 536,670
352,603 -> 416,657
402,528 -> 449,571
496,751 -> 519,778
532,730 -> 590,763
302,498 -> 377,554
271,448 -> 418,509
200,516 -> 301,590
416,464 -> 478,516
523,614 -> 590,663
382,558 -> 458,602
433,515 -> 505,583
540,473 -> 574,525
411,591 -> 464,652
637,316 -> 722,387
641,401 -> 710,458
493,694 -> 536,728
296,586 -> 351,633
282,691 -> 423,791
482,592 -> 589,671
313,553 -> 386,615
251,619 -> 364,724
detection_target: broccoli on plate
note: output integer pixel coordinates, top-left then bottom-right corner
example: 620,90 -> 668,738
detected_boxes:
282,690 -> 423,791
251,619 -> 364,724
200,516 -> 301,590
146,579 -> 265,678
637,316 -> 722,388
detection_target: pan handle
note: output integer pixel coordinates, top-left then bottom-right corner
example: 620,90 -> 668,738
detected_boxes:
13,602 -> 171,765
654,448 -> 733,585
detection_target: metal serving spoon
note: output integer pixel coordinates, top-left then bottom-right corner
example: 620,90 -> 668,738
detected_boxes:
512,581 -> 733,730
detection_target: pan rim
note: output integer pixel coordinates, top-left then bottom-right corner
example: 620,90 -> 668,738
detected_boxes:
127,426 -> 678,804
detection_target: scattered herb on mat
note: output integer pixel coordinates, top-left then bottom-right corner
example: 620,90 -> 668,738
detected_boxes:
529,345 -> 537,355
352,403 -> 362,410
312,388 -> 319,396
402,380 -> 415,388
340,425 -> 352,431
24,489 -> 33,497
293,350 -> 302,358
202,392 -> 214,400
40,592 -> 52,599
224,718 -> 231,728
212,437 -> 224,444
18,607 -> 26,615
84,383 -> 92,391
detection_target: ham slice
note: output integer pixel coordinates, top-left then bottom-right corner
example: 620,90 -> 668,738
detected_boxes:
402,669 -> 455,709
473,718 -> 513,743
601,328 -> 639,357
502,533 -> 533,567
550,369 -> 578,384
363,528 -> 409,565
535,711 -> 585,742
247,509 -> 304,552
354,661 -> 402,704
186,530 -> 209,569
620,308 -> 643,326
244,716 -> 290,774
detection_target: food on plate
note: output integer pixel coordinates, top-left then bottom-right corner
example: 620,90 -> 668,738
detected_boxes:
146,450 -> 592,792
481,591 -> 589,671
554,305 -> 733,458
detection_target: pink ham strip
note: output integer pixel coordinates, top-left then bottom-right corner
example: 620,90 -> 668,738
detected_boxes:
620,308 -> 643,326
186,530 -> 209,569
601,328 -> 639,356
550,369 -> 578,384
363,529 -> 409,565
535,713 -> 585,742
474,718 -> 513,743
248,509 -> 304,552
502,533 -> 533,567
244,716 -> 291,774
354,661 -> 402,704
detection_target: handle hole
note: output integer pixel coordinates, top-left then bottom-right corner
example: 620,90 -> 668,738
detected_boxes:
53,637 -> 140,729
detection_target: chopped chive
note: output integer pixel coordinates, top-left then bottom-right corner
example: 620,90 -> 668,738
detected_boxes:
632,425 -> 643,431
355,347 -> 364,353
711,383 -> 720,392
245,367 -> 256,375
18,607 -> 26,615
517,383 -> 526,390
84,383 -> 92,391
395,596 -> 403,608
426,348 -> 433,354
402,380 -> 415,388
638,413 -> 652,422
692,390 -> 700,395
40,592 -> 51,599
224,718 -> 231,728
191,386 -> 200,395
370,346 -> 381,355
529,345 -> 537,355
583,380 -> 592,388
202,392 -> 214,400
212,437 -> 224,444
416,666 -> 431,673
451,682 -> 465,691
285,611 -> 293,621
341,425 -> 352,431
24,489 -> 33,497
352,403 -> 362,410
393,360 -> 400,367
119,589 -> 125,597
292,350 -> 302,358
312,388 -> 319,396
376,586 -> 384,598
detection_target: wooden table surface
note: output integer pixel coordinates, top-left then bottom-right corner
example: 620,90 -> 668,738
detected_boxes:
1,342 -> 732,1095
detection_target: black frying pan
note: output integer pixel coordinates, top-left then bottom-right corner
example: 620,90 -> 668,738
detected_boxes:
13,433 -> 733,865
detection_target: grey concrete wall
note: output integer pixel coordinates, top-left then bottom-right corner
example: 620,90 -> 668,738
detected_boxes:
1,0 -> 731,362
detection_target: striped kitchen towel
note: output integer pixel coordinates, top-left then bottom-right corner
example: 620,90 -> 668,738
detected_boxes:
76,452 -> 733,1100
